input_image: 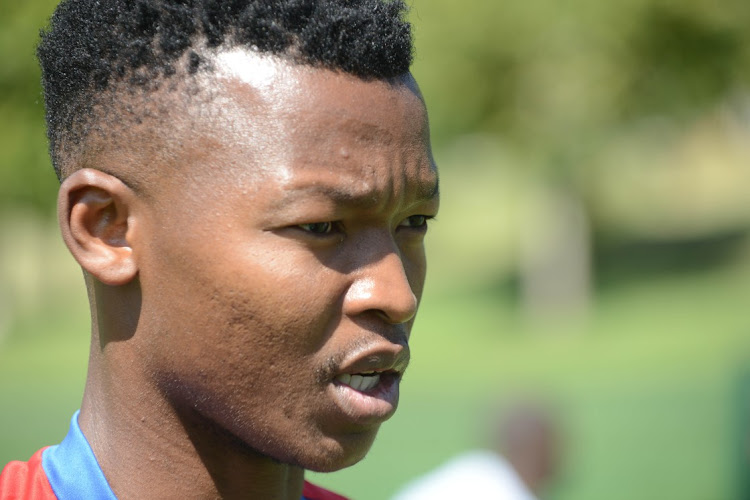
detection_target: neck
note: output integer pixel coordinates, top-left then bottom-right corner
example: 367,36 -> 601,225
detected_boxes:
79,340 -> 305,500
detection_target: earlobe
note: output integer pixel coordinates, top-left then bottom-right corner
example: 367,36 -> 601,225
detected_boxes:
58,168 -> 139,286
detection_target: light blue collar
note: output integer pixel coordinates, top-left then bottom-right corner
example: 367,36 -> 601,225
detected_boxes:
42,410 -> 118,500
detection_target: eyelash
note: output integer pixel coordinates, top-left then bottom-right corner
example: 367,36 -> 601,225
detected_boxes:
297,215 -> 434,236
399,214 -> 434,230
298,222 -> 338,235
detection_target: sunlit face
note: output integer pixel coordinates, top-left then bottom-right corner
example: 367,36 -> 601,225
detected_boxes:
132,52 -> 439,471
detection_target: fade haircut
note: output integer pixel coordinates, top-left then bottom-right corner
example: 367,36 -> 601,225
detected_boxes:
37,0 -> 414,180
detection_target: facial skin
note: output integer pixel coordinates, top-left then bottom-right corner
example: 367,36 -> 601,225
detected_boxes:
59,52 -> 438,499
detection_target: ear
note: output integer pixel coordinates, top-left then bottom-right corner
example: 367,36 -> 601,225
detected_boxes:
58,168 -> 140,286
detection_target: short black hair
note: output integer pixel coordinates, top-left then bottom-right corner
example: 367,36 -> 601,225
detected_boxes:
37,0 -> 413,180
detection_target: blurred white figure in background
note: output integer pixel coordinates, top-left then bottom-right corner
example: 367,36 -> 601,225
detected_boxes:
392,404 -> 559,500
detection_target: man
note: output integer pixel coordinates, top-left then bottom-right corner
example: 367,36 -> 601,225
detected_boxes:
0,1 -> 439,498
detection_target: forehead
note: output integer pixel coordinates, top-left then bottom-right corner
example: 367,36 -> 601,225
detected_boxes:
211,48 -> 427,124
204,51 -> 434,181
136,50 -> 438,218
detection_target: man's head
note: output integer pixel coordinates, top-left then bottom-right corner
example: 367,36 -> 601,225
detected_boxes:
496,403 -> 560,495
38,0 -> 414,181
37,0 -> 439,479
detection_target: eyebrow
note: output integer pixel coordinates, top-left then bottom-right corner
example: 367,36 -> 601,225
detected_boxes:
272,176 -> 440,211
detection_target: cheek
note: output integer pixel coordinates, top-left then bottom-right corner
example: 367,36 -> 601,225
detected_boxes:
136,237 -> 344,401
150,288 -> 333,438
146,229 -> 340,330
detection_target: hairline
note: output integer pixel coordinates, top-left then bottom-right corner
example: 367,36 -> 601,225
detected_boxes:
58,52 -> 416,190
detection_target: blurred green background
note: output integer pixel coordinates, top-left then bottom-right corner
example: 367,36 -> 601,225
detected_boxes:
3,0 -> 750,499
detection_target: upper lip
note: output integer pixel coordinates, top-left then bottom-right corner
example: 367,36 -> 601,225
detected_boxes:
335,341 -> 410,377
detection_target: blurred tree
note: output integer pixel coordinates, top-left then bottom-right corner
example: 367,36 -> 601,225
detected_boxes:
411,0 -> 750,148
409,0 -> 750,318
624,5 -> 743,120
0,1 -> 60,215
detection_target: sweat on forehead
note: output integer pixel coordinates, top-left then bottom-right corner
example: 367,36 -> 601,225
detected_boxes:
37,0 -> 414,181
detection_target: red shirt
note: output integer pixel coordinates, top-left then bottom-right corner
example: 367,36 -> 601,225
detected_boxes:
0,448 -> 55,500
0,452 -> 347,500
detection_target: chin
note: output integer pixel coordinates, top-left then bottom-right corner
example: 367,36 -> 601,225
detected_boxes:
297,428 -> 380,473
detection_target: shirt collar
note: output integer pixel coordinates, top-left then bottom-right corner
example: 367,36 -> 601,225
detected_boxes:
42,410 -> 118,500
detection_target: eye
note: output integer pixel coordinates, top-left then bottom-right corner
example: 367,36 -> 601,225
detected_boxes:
398,215 -> 433,229
298,222 -> 335,234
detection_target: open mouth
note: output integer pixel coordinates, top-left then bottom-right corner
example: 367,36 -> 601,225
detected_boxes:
334,372 -> 383,392
327,342 -> 409,422
329,370 -> 402,422
334,370 -> 400,393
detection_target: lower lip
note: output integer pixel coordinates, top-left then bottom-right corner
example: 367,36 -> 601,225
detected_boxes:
328,373 -> 400,424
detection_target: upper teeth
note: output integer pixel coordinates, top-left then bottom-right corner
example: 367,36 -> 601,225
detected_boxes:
336,373 -> 380,392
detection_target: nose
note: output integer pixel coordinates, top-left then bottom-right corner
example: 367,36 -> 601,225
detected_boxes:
344,249 -> 419,325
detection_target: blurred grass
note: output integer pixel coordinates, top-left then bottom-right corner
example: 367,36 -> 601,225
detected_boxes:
0,211 -> 89,459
